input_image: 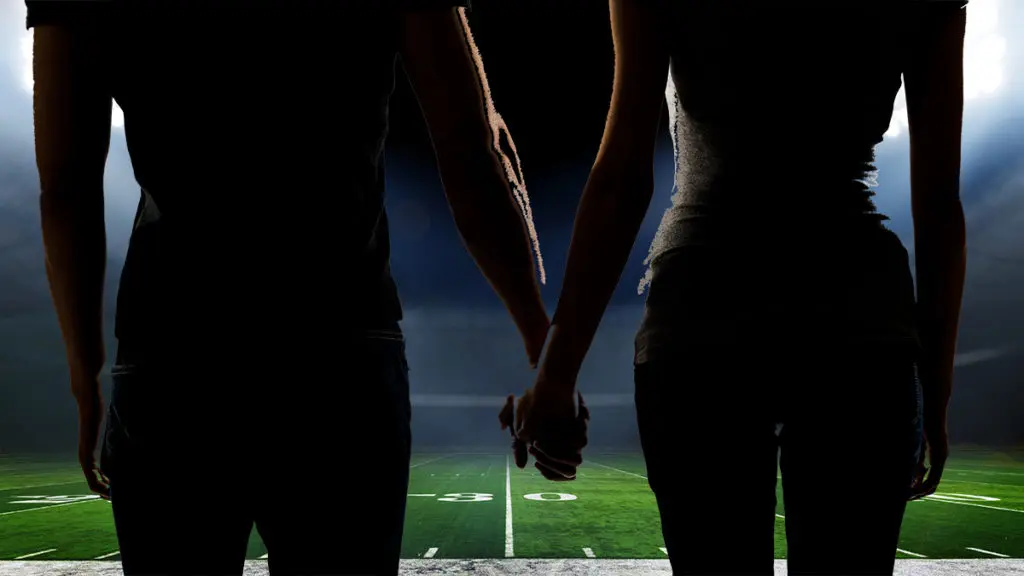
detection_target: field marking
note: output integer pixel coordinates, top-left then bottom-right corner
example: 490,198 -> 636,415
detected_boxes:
259,553 -> 268,559
947,468 -> 1024,477
659,547 -> 668,555
582,548 -> 595,558
0,498 -> 104,516
776,514 -> 785,519
10,495 -> 101,505
897,548 -> 927,558
93,551 -> 120,560
424,548 -> 438,559
505,454 -> 514,558
588,461 -> 647,480
967,547 -> 1010,558
922,496 -> 1023,514
0,481 -> 83,493
14,549 -> 56,560
524,492 -> 577,501
942,479 -> 1024,488
410,455 -> 452,469
408,494 -> 437,497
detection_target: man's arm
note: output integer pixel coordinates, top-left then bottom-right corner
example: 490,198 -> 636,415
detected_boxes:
534,0 -> 669,390
904,3 -> 968,431
399,6 -> 549,365
32,23 -> 112,396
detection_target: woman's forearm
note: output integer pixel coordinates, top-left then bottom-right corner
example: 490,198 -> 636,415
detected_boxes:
913,199 -> 966,418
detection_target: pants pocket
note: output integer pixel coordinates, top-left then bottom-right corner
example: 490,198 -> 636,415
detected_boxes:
99,371 -> 134,482
99,365 -> 166,482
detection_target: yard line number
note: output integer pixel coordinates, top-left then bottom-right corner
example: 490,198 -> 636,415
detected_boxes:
416,493 -> 578,502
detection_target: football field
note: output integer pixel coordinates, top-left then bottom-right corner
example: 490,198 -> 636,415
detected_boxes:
1,450 -> 1023,569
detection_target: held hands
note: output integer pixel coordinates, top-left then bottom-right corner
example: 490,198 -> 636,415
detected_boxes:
499,377 -> 590,481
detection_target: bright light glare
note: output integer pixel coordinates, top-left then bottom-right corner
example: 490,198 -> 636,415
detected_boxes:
19,35 -> 31,94
886,0 -> 1005,139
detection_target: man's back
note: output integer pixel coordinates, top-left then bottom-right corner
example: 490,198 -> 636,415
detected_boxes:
53,3 -> 412,353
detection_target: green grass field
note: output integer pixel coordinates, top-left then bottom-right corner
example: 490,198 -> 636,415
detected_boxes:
1,450 -> 1022,562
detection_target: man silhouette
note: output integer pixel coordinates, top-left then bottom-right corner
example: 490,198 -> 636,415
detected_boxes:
508,1 -> 967,575
29,1 -> 548,574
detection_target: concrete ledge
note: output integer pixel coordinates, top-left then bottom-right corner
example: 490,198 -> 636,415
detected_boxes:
1,559 -> 1023,576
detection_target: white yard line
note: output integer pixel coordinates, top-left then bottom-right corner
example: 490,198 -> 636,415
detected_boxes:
407,494 -> 437,497
967,547 -> 1010,558
0,499 -> 104,516
659,547 -> 668,555
776,514 -> 786,519
940,479 -> 1024,488
897,548 -> 927,558
588,461 -> 647,480
947,469 -> 1024,477
582,548 -> 595,558
505,454 -> 514,558
424,547 -> 438,559
0,481 -> 83,492
410,455 -> 451,469
923,497 -> 1024,514
259,553 -> 268,559
93,551 -> 120,560
14,549 -> 56,560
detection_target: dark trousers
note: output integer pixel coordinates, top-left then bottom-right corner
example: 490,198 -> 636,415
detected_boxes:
634,232 -> 921,575
100,332 -> 412,576
635,348 -> 919,576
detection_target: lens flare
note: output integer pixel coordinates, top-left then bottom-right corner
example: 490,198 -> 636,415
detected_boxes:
886,0 -> 1005,139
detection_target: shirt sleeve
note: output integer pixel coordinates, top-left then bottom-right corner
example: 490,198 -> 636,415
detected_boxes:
394,0 -> 471,11
25,0 -> 112,29
914,0 -> 968,8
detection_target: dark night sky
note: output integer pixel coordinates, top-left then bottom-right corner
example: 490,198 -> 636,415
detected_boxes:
1,1 -> 1023,451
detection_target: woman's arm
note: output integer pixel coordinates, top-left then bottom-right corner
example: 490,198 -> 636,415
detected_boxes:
537,0 -> 671,391
904,1 -> 967,488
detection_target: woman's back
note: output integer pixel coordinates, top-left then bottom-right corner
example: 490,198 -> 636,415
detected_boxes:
646,2 -> 917,258
635,2 -> 956,362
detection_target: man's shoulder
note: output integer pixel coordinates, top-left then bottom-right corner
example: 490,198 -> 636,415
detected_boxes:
25,0 -> 116,29
24,0 -> 471,30
392,0 -> 471,10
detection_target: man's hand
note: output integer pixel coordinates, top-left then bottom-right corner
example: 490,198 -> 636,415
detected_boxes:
499,380 -> 589,481
909,410 -> 949,501
73,373 -> 110,500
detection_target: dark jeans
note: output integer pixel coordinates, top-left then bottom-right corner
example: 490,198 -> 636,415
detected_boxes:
636,351 -> 919,576
100,331 -> 412,576
634,235 -> 921,575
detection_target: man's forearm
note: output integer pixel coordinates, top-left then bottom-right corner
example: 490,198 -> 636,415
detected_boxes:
913,200 -> 966,419
539,164 -> 653,387
438,147 -> 547,338
40,191 -> 107,398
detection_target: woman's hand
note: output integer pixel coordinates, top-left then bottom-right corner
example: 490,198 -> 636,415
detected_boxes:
499,377 -> 590,481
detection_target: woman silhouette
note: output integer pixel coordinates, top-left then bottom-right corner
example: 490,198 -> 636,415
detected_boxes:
511,1 -> 968,574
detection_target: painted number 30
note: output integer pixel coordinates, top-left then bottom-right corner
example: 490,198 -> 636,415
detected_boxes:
433,493 -> 578,502
437,493 -> 493,502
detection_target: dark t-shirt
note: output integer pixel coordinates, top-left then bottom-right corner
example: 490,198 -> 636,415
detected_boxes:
27,0 -> 468,360
633,0 -> 968,363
